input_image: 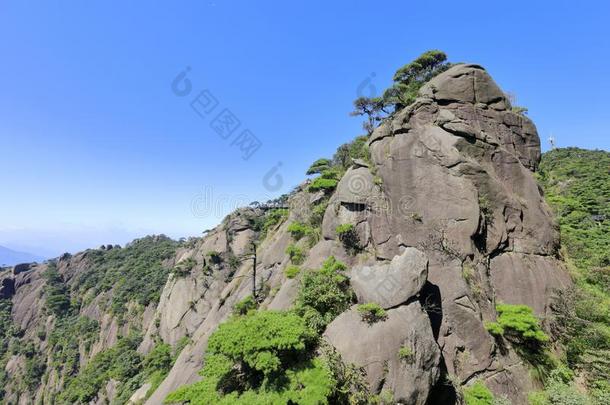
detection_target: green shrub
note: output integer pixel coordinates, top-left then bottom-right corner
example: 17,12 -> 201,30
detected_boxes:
308,177 -> 339,193
233,295 -> 258,316
174,257 -> 196,277
284,265 -> 301,279
335,224 -> 361,254
463,381 -> 494,405
173,336 -> 191,361
357,303 -> 387,324
307,158 -> 332,175
287,222 -> 312,241
320,167 -> 343,180
143,343 -> 173,376
227,253 -> 240,270
262,208 -> 289,236
398,346 -> 414,362
295,257 -> 353,332
485,304 -> 549,349
166,310 -> 336,405
286,244 -> 305,265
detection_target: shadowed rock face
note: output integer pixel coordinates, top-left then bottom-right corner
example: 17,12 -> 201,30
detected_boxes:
1,64 -> 571,405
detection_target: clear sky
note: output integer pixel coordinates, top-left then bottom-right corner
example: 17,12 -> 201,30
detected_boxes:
1,0 -> 608,257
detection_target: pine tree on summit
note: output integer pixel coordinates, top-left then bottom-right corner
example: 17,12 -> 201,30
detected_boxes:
351,50 -> 451,133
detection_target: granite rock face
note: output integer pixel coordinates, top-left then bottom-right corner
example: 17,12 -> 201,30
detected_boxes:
350,247 -> 428,309
325,303 -> 440,405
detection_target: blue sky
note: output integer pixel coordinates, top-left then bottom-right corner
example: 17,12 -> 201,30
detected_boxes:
1,0 -> 608,257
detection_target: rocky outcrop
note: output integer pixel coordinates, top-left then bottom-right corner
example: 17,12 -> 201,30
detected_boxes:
325,303 -> 440,405
350,247 -> 428,309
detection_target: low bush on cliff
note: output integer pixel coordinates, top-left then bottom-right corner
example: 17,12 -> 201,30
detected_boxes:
485,304 -> 549,349
357,303 -> 387,324
295,257 -> 354,332
287,221 -> 314,241
336,223 -> 361,254
463,381 -> 494,405
284,264 -> 301,279
286,243 -> 306,265
173,257 -> 197,277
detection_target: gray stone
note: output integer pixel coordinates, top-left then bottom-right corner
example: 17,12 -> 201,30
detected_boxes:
324,302 -> 440,404
491,253 -> 571,316
350,247 -> 428,309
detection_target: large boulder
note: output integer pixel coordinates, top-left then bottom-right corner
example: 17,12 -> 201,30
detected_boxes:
350,247 -> 428,309
419,63 -> 506,107
324,302 -> 440,404
0,276 -> 15,299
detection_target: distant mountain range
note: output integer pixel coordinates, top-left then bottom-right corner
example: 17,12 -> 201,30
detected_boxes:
0,245 -> 45,266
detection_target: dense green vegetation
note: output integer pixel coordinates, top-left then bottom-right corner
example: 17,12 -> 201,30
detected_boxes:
165,310 -> 331,405
0,236 -> 181,402
47,315 -> 100,378
536,148 -> 610,402
73,235 -> 179,315
43,262 -> 72,316
58,333 -> 185,404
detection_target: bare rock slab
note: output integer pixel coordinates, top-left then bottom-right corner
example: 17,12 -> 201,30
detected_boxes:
350,247 -> 428,309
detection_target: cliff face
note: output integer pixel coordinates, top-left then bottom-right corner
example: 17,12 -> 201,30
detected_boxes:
0,64 -> 571,405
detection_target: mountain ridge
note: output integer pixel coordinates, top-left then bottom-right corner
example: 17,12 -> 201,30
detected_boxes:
1,59 -> 608,404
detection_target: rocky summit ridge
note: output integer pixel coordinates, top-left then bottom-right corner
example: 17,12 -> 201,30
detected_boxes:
0,63 -> 573,405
